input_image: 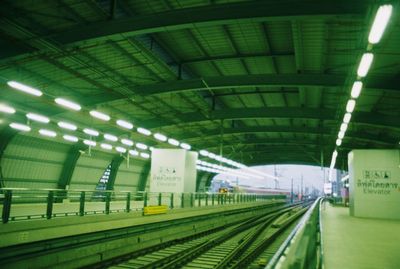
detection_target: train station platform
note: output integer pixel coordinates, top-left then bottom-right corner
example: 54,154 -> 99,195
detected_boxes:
321,203 -> 400,269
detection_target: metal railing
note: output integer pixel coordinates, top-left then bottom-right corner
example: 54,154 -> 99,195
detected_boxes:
0,188 -> 287,223
265,197 -> 323,269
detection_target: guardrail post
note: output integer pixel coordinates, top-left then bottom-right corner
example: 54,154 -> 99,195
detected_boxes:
46,191 -> 54,219
198,193 -> 201,207
126,192 -> 131,212
79,191 -> 85,216
105,192 -> 111,214
181,193 -> 184,208
190,193 -> 194,207
158,192 -> 162,206
205,193 -> 208,206
212,193 -> 215,206
170,193 -> 174,209
143,192 -> 148,207
2,190 -> 12,223
224,194 -> 227,204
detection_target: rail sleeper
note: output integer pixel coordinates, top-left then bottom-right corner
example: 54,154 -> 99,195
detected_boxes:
143,205 -> 168,215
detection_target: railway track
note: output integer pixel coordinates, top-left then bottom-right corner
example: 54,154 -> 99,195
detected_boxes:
105,204 -> 308,269
1,202 -> 289,268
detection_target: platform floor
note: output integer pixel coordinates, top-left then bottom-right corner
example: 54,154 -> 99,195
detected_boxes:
322,203 -> 400,269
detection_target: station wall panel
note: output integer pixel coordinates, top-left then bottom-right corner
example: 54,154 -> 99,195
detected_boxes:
113,159 -> 144,192
0,134 -> 69,189
69,151 -> 113,190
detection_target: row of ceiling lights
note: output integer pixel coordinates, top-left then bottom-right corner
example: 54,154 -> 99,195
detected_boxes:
328,4 -> 393,181
1,80 -> 277,179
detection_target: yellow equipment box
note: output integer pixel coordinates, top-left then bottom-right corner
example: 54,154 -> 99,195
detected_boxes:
143,205 -> 168,215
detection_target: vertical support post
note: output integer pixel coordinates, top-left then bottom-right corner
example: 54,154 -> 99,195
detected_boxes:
126,192 -> 131,212
206,193 -> 208,206
158,192 -> 162,206
212,193 -> 215,206
190,193 -> 194,207
79,191 -> 85,216
2,190 -> 12,223
233,193 -> 236,204
224,194 -> 227,204
143,192 -> 148,207
46,191 -> 54,219
170,193 -> 174,209
181,193 -> 185,208
291,178 -> 294,204
198,193 -> 201,207
105,192 -> 111,214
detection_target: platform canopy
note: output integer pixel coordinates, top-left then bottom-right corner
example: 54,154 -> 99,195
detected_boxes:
0,0 -> 399,190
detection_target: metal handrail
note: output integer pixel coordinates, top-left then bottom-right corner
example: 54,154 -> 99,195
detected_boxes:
265,197 -> 322,269
0,188 -> 285,223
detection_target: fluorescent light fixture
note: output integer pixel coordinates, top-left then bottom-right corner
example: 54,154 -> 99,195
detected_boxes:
116,119 -> 133,129
129,149 -> 139,156
83,140 -> 96,147
368,5 -> 393,44
199,150 -> 209,157
39,129 -> 57,137
346,99 -> 356,113
215,156 -> 223,161
343,113 -> 352,124
336,139 -> 342,146
55,98 -> 81,111
7,81 -> 42,96
0,104 -> 16,114
101,143 -> 112,150
83,128 -> 99,136
121,138 -> 133,146
340,123 -> 348,133
116,146 -> 126,153
137,127 -> 151,136
149,147 -> 155,151
90,110 -> 110,121
168,138 -> 179,146
357,53 -> 373,77
136,143 -> 148,150
154,133 -> 167,141
180,143 -> 191,150
104,133 -> 118,142
140,152 -> 150,159
208,152 -> 216,159
26,113 -> 50,123
9,122 -> 31,132
351,81 -> 363,98
58,121 -> 77,131
338,131 -> 345,139
63,135 -> 78,142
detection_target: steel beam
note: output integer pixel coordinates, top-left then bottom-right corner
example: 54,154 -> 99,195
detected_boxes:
180,126 -> 397,145
145,107 -> 400,129
136,162 -> 151,192
134,74 -> 399,95
57,144 -> 86,190
50,0 -> 367,45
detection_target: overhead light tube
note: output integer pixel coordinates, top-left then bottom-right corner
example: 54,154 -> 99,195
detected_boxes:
90,110 -> 110,121
55,98 -> 81,111
350,81 -> 363,98
137,127 -> 151,136
343,113 -> 352,124
83,128 -> 99,136
346,100 -> 356,113
116,119 -> 133,129
154,133 -> 167,141
39,129 -> 57,137
168,138 -> 179,146
0,104 -> 16,114
7,81 -> 42,96
63,135 -> 78,142
26,113 -> 50,123
58,121 -> 77,131
9,122 -> 31,132
368,5 -> 393,44
104,133 -> 118,142
357,53 -> 373,77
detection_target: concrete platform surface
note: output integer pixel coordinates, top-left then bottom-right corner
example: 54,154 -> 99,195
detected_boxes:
322,203 -> 400,269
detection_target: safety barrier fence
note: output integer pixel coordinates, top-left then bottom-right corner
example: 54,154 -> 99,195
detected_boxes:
265,197 -> 323,269
0,188 -> 287,223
